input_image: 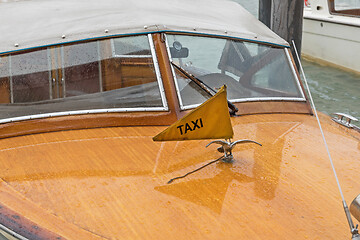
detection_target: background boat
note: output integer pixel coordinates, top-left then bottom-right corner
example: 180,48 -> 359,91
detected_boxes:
302,0 -> 360,74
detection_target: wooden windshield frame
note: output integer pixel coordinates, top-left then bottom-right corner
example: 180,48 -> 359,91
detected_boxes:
0,33 -> 311,139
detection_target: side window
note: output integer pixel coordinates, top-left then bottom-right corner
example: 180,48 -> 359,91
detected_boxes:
102,36 -> 158,92
112,36 -> 152,56
167,34 -> 304,109
10,49 -> 51,103
0,34 -> 166,121
62,41 -> 100,97
251,50 -> 301,95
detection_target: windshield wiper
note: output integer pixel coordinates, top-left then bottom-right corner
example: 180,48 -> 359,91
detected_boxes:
170,61 -> 238,116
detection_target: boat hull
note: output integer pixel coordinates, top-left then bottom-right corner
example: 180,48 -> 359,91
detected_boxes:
303,11 -> 360,73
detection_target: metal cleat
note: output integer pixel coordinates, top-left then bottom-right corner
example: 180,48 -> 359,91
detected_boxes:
332,113 -> 360,132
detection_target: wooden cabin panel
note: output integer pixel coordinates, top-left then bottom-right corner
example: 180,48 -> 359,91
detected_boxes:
120,76 -> 157,88
0,56 -> 10,104
0,112 -> 177,140
101,58 -> 122,91
120,65 -> 156,88
101,57 -> 157,91
120,64 -> 155,77
0,77 -> 10,103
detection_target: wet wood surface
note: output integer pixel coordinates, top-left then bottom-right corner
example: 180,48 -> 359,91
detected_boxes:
0,113 -> 358,239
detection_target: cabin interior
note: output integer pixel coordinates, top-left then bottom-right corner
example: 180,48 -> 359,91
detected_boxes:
0,38 -> 157,105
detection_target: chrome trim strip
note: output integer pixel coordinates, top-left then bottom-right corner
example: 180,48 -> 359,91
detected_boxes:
0,223 -> 28,240
61,46 -> 66,97
148,34 -> 168,110
181,97 -> 306,110
54,48 -> 60,98
0,107 -> 168,124
181,104 -> 203,110
163,34 -> 185,109
47,48 -> 53,100
114,54 -> 152,58
232,97 -> 306,102
8,55 -> 14,103
110,38 -> 116,57
285,49 -> 306,100
97,40 -> 103,92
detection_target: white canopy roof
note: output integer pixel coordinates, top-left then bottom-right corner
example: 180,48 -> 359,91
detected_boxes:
0,0 -> 289,54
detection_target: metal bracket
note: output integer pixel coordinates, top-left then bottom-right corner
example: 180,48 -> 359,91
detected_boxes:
332,113 -> 360,132
206,139 -> 262,162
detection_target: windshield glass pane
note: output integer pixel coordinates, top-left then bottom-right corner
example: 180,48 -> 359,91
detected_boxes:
167,35 -> 303,108
112,37 -> 152,56
0,35 -> 165,121
12,49 -> 51,103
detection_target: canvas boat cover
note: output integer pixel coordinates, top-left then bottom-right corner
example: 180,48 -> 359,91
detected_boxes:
0,0 -> 289,54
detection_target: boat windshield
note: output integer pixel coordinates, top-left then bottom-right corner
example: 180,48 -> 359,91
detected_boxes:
0,34 -> 167,122
166,34 -> 305,109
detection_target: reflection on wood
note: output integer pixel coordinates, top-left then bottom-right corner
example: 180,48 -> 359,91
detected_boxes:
253,122 -> 300,200
156,163 -> 253,214
0,114 -> 356,238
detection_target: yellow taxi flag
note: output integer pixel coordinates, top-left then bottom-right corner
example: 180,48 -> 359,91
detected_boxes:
153,85 -> 234,141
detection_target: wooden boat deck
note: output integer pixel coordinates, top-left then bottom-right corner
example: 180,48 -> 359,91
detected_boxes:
0,113 -> 358,239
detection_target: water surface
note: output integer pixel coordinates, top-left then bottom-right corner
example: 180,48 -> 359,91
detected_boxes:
233,0 -> 360,126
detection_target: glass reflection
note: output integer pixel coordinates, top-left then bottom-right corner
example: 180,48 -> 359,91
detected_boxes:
11,49 -> 50,103
167,34 -> 303,107
62,41 -> 100,97
154,121 -> 301,214
0,35 -> 164,120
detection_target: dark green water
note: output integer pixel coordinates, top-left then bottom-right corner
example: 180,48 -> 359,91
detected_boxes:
302,60 -> 360,121
233,0 -> 360,126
